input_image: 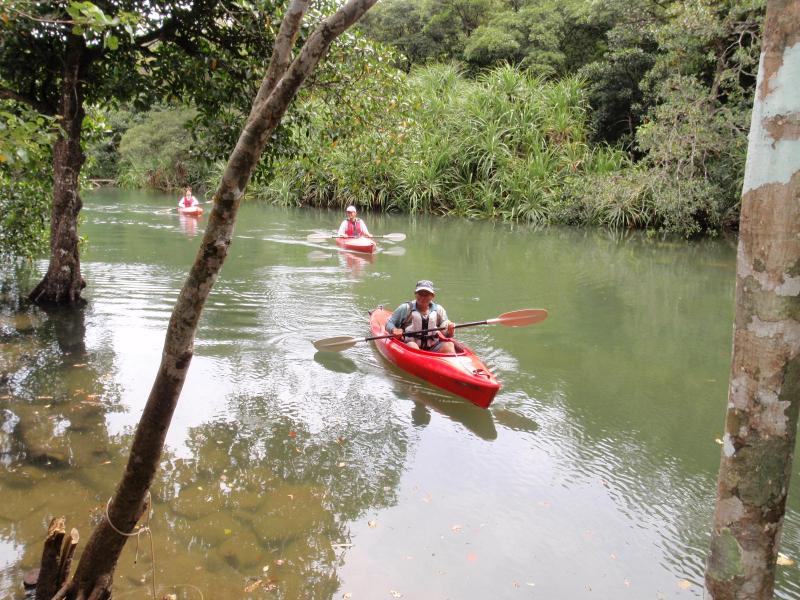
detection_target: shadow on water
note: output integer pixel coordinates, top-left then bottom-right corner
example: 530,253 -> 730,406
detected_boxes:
390,376 -> 498,441
313,350 -> 359,374
491,406 -> 540,435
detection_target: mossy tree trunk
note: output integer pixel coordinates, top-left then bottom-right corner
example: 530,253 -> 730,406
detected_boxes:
43,0 -> 377,598
28,33 -> 88,306
706,2 -> 800,598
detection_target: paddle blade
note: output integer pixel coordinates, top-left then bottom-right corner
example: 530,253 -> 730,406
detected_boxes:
313,336 -> 359,352
306,232 -> 331,242
490,308 -> 548,327
382,233 -> 406,242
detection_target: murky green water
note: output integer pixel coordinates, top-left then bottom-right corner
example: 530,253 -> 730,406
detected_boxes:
2,188 -> 800,599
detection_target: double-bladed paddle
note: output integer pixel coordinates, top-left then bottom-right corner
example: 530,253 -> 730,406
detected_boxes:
312,308 -> 548,352
306,232 -> 406,243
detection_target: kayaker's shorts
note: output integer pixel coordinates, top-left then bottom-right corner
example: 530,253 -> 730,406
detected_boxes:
425,339 -> 448,352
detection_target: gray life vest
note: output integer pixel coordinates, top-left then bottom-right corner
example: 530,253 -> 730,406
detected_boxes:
402,301 -> 442,350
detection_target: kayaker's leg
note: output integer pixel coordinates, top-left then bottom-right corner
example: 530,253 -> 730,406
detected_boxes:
406,341 -> 420,349
438,341 -> 456,354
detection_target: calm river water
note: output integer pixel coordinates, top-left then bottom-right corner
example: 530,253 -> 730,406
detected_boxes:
2,188 -> 800,599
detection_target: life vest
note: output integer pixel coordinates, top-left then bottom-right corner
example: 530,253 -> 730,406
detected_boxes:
345,218 -> 363,237
402,301 -> 443,350
180,195 -> 195,207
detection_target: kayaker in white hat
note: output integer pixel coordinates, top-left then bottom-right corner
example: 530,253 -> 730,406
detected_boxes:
385,280 -> 456,354
337,205 -> 373,238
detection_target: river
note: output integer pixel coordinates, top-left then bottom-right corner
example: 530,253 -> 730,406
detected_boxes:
1,187 -> 799,599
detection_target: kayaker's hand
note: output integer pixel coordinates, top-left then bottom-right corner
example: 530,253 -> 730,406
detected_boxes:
445,322 -> 455,337
391,328 -> 404,339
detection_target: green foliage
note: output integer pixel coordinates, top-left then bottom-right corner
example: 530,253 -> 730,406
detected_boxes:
84,106 -> 146,179
116,106 -> 205,191
361,0 -> 605,76
257,64 -> 629,226
0,102 -> 56,258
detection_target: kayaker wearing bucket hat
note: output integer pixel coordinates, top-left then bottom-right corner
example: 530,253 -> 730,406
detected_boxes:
385,280 -> 456,354
337,205 -> 373,238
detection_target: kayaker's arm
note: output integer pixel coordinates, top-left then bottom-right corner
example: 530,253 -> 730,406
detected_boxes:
436,306 -> 456,337
385,305 -> 409,337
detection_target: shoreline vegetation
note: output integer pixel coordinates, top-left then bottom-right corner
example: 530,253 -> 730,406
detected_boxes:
96,63 -> 747,239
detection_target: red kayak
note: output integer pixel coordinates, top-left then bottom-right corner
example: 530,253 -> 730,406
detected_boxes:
177,205 -> 204,215
369,307 -> 501,408
336,236 -> 376,254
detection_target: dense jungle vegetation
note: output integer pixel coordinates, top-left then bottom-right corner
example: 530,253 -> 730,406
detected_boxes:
1,0 -> 764,255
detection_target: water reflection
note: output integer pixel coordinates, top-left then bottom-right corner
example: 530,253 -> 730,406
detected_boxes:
389,373 -> 498,441
6,190 -> 800,599
178,212 -> 203,237
336,249 -> 374,277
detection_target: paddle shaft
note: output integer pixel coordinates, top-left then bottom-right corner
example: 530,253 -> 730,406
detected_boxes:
362,318 -> 489,343
312,308 -> 546,351
307,232 -> 405,242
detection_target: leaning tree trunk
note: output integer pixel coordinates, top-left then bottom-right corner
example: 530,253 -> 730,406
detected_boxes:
706,2 -> 800,598
28,34 -> 87,306
48,0 -> 377,598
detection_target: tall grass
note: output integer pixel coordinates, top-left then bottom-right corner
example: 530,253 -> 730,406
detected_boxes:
254,64 -> 640,228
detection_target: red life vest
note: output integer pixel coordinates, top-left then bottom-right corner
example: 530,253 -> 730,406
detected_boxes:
345,218 -> 363,237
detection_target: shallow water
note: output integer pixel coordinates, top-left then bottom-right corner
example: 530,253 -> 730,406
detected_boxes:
1,188 -> 799,598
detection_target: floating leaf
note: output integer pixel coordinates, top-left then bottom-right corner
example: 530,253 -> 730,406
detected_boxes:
677,579 -> 692,589
368,520 -> 377,528
451,525 -> 462,533
389,591 -> 402,598
777,552 -> 795,566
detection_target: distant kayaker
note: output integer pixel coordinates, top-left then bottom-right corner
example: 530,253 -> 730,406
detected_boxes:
337,205 -> 373,238
386,280 -> 456,353
178,186 -> 199,208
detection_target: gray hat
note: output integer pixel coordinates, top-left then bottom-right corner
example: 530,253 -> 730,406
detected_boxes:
414,280 -> 436,293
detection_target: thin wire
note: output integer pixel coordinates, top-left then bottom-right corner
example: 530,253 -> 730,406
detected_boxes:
105,490 -> 156,600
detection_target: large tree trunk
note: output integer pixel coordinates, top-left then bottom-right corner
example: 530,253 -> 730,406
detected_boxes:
47,0 -> 377,597
705,2 -> 800,598
28,34 -> 87,306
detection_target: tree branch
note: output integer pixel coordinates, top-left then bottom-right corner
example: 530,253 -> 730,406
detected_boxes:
0,87 -> 54,115
255,0 -> 312,105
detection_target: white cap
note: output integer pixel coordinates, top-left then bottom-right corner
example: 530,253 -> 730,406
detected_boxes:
345,205 -> 357,213
414,280 -> 436,294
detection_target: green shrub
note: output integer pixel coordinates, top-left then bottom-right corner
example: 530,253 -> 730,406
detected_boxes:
116,106 -> 210,191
